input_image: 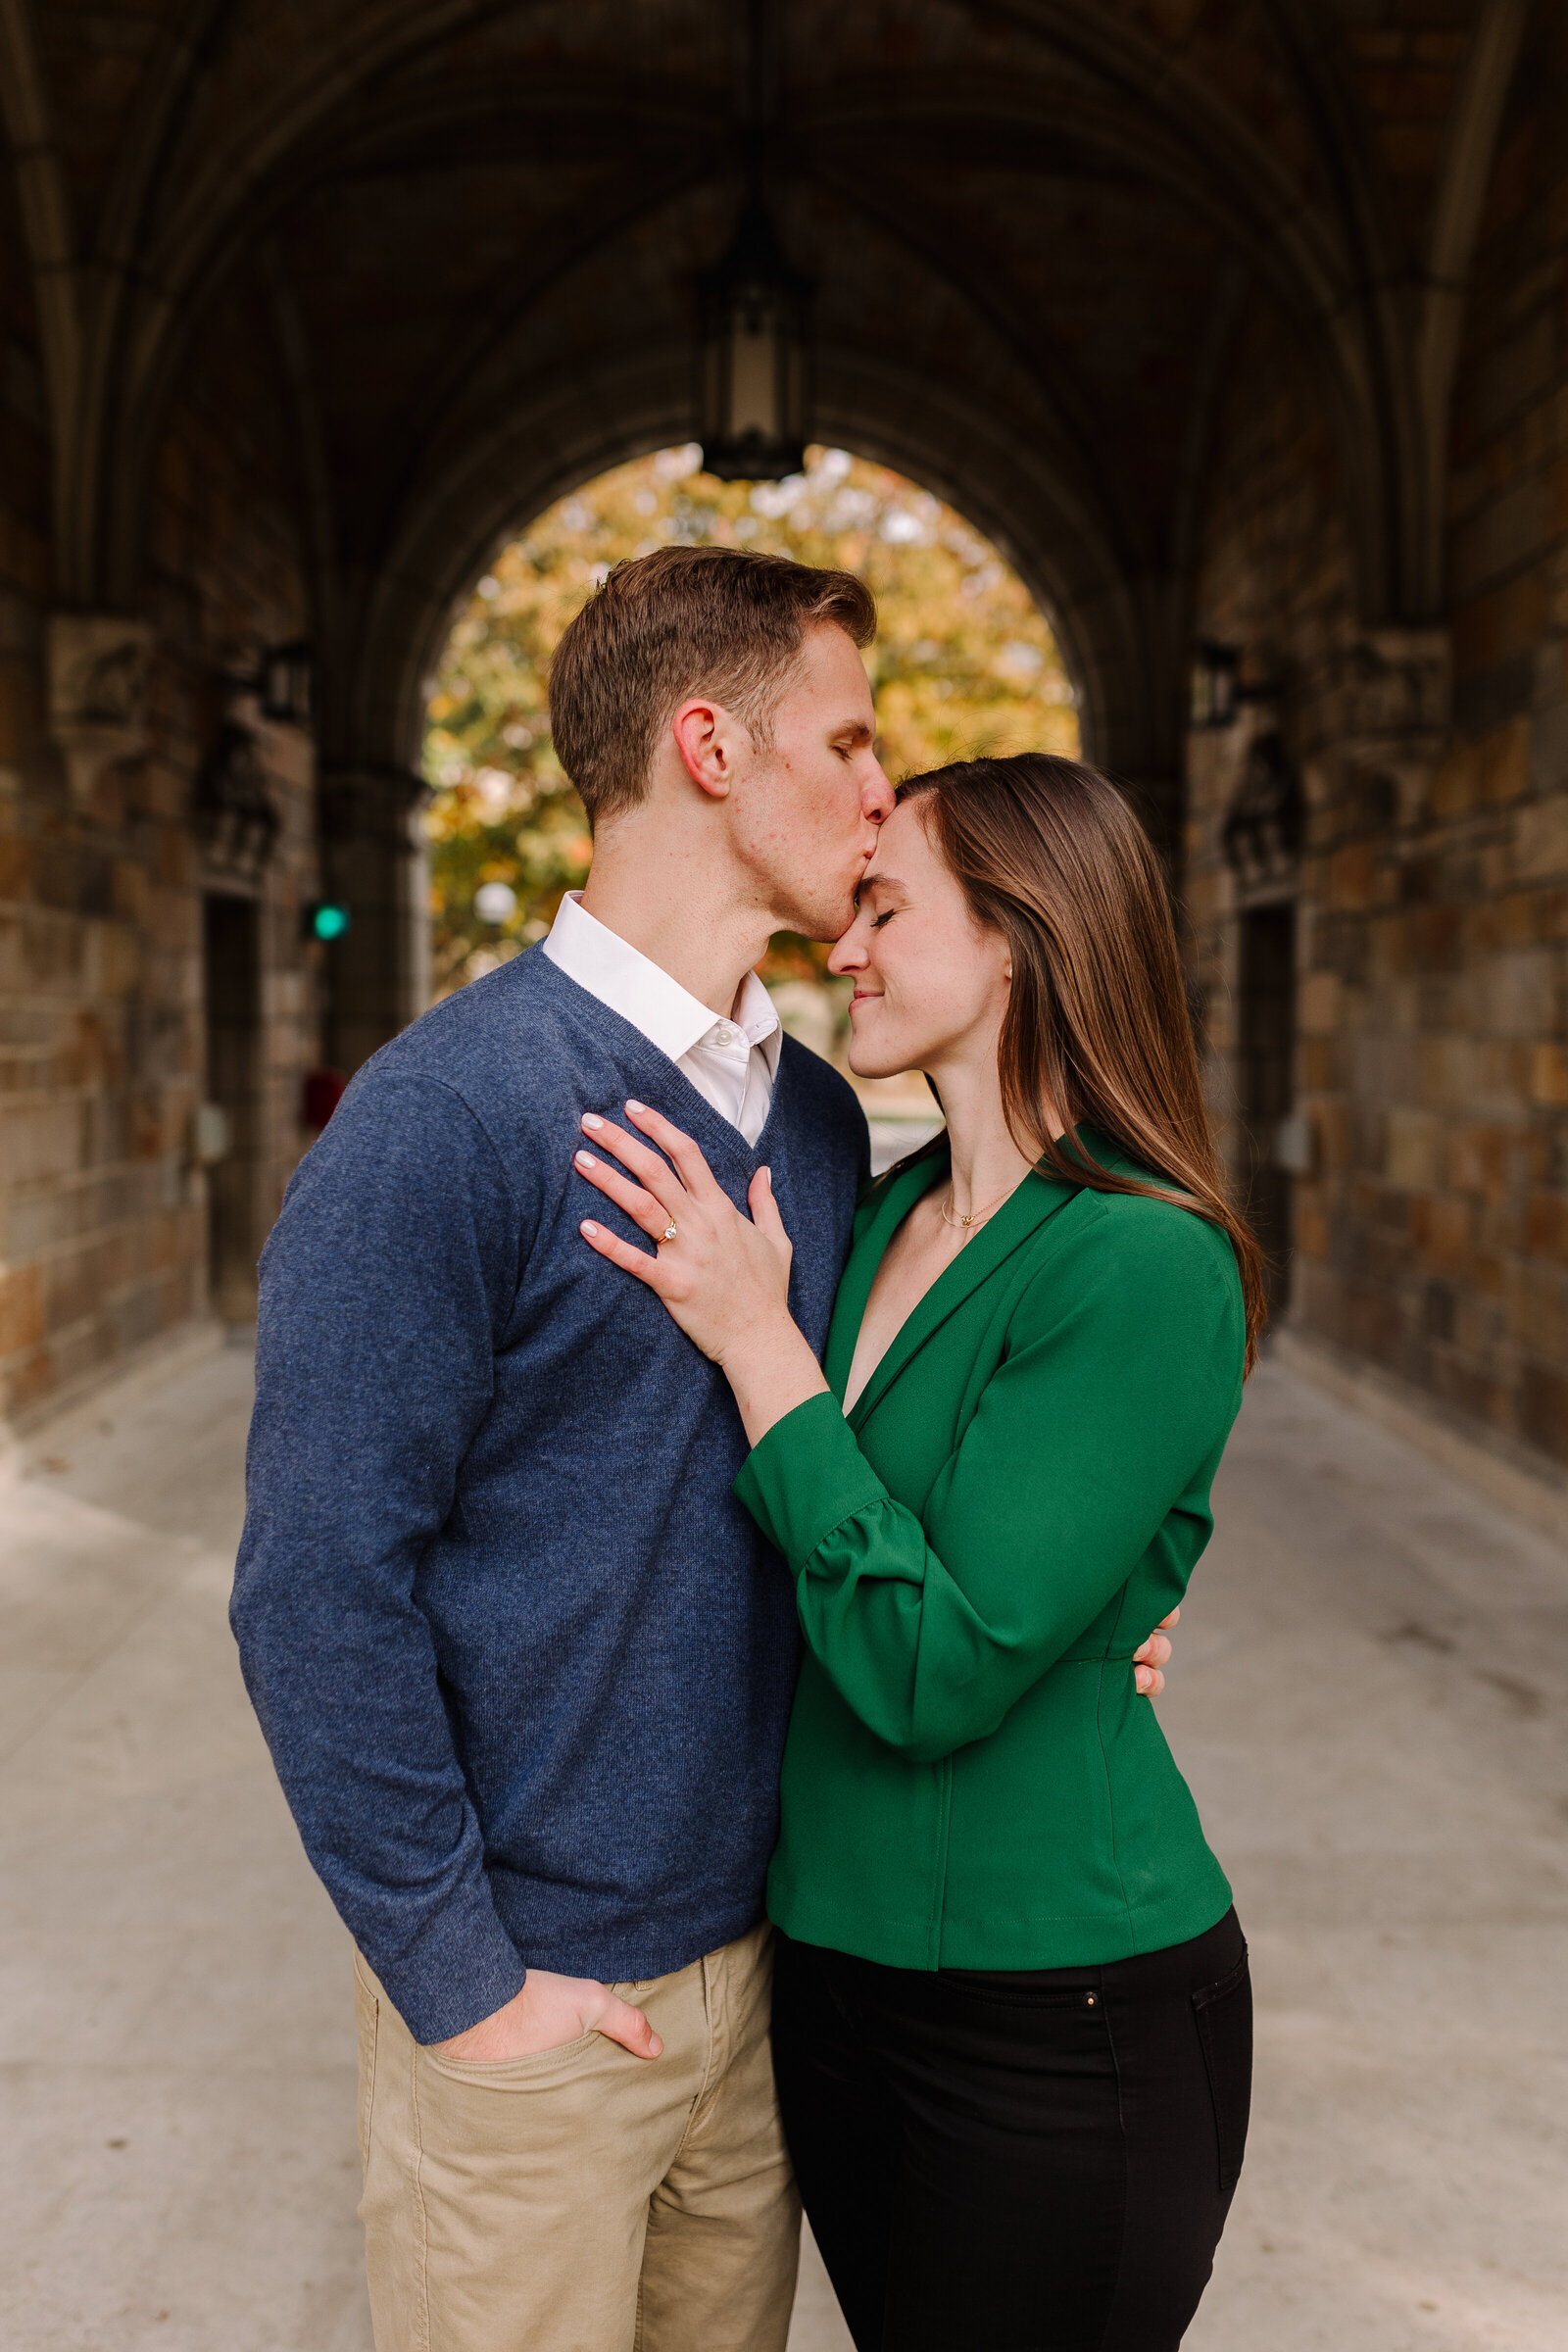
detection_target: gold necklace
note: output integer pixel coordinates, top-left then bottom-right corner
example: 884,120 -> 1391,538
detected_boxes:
940,1177 -> 1021,1236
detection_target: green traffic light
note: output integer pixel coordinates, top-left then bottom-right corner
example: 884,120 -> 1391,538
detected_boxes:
310,902 -> 351,942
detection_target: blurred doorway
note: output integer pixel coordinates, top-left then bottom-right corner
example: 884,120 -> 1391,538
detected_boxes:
203,894 -> 263,1323
1239,903 -> 1297,1318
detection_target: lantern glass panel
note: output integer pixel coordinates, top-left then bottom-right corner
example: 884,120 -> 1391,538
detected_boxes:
729,310 -> 778,439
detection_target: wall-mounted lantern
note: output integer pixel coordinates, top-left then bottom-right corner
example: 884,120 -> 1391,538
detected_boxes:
1190,640 -> 1241,729
697,198 -> 812,483
227,639 -> 314,726
258,640 -> 314,726
1221,730 -> 1303,889
195,719 -> 280,882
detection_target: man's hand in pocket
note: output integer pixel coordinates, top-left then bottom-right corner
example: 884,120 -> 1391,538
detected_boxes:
432,1970 -> 662,2062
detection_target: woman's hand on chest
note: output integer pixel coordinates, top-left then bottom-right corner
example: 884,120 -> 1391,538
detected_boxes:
572,1099 -> 830,1444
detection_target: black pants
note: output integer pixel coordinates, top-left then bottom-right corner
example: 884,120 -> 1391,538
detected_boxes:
771,1910 -> 1251,2352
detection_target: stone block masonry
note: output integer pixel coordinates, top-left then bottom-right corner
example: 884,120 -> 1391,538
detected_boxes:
0,259 -> 325,1432
1187,33 -> 1568,1475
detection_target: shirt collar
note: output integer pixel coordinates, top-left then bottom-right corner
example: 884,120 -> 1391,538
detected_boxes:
543,891 -> 781,1068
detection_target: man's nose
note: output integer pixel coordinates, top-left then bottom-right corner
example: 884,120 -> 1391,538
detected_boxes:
862,762 -> 896,822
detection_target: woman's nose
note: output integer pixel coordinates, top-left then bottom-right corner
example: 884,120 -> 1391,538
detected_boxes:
827,928 -> 866,977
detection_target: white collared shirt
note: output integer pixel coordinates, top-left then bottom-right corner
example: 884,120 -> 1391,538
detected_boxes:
542,892 -> 782,1146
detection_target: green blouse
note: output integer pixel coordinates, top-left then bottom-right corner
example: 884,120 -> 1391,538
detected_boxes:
734,1133 -> 1245,1972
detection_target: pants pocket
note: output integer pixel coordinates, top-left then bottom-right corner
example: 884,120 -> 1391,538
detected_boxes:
422,2027 -> 600,2090
1192,1947 -> 1252,2193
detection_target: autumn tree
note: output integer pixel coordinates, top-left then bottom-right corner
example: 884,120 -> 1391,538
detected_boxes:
423,445 -> 1079,1000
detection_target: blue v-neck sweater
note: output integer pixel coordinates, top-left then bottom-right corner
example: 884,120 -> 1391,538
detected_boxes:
232,948 -> 867,2042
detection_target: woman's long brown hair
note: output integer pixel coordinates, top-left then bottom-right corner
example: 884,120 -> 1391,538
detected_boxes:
900,755 -> 1267,1372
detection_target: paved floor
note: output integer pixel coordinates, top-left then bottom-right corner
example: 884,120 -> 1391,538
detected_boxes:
1,1338 -> 1564,2350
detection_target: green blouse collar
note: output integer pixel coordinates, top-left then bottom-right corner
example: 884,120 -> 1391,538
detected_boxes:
828,1133 -> 1092,1430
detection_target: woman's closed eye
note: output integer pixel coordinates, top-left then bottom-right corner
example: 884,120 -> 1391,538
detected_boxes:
871,908 -> 898,930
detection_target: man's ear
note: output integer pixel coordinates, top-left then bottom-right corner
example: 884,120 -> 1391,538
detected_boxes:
670,696 -> 744,801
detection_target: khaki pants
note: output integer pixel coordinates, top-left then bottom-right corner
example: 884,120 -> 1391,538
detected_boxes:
354,1922 -> 801,2352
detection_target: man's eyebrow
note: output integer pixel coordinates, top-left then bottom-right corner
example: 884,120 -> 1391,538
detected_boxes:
832,717 -> 875,744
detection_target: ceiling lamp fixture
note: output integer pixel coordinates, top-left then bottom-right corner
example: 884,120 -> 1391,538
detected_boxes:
697,199 -> 812,483
696,0 -> 811,482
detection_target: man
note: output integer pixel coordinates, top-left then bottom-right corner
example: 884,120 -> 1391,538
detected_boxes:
232,545 -> 1176,2352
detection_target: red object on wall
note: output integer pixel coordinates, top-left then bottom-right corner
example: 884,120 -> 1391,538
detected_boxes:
303,1066 -> 347,1130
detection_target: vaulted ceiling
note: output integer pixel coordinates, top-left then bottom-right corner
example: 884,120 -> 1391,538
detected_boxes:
1,0 -> 1535,777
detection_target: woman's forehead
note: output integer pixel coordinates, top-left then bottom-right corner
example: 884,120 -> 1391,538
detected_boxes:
863,798 -> 930,883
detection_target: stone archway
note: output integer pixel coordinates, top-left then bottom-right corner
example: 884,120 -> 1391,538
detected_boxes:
6,0 -> 1566,1476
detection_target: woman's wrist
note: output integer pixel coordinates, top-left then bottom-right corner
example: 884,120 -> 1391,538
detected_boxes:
718,1313 -> 830,1449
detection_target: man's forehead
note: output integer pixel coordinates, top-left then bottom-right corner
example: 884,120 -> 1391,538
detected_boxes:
792,625 -> 874,708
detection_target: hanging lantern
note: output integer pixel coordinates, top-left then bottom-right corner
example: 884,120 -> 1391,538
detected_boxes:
697,199 -> 812,483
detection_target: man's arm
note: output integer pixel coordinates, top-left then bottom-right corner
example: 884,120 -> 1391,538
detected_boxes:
232,1071 -> 533,2044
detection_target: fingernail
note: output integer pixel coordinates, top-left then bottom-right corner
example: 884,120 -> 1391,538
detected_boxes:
582,1113 -> 603,1131
581,1220 -> 600,1237
649,2036 -> 662,2056
575,1151 -> 596,1168
626,1100 -> 648,1115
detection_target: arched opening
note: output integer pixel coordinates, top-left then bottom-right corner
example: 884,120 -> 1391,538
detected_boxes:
420,442 -> 1080,1163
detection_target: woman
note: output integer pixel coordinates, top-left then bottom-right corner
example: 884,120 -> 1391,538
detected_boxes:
571,755 -> 1262,2351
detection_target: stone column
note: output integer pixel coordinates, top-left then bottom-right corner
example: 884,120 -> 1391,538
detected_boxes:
317,766 -> 430,1074
1291,624 -> 1453,1363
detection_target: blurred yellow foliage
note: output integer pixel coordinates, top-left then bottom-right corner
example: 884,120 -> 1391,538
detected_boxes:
423,443 -> 1079,999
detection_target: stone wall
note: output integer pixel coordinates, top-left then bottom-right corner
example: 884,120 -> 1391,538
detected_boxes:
1433,13 -> 1568,1461
0,139 -> 57,1419
1188,156 -> 1568,1475
0,272 -> 322,1429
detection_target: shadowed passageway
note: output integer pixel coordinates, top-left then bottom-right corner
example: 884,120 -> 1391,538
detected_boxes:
5,1 -> 1568,1502
2,1342 -> 1563,2351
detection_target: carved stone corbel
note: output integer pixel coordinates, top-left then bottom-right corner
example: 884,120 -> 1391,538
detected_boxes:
47,614 -> 154,805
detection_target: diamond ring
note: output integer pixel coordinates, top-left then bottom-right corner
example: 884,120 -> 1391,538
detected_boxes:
662,1221 -> 678,1243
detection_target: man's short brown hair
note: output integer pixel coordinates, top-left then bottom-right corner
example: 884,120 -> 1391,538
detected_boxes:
547,543 -> 876,826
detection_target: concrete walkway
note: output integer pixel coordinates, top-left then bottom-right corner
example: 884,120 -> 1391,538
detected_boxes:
1,1340 -> 1563,2350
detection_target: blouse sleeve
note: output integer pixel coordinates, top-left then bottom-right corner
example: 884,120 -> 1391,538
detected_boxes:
732,1198 -> 1243,1763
